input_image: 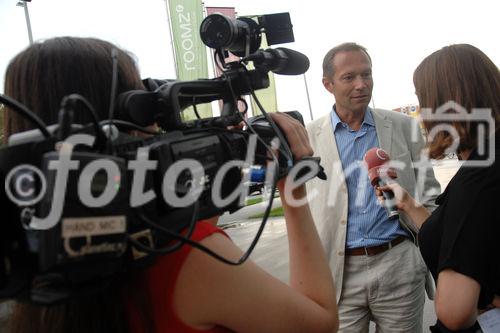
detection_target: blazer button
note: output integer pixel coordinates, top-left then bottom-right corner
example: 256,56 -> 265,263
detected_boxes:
337,250 -> 344,256
340,219 -> 347,225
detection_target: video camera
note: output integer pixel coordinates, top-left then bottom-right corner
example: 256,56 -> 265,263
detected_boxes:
0,12 -> 323,304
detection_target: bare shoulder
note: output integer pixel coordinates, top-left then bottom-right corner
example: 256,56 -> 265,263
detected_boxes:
172,231 -> 338,332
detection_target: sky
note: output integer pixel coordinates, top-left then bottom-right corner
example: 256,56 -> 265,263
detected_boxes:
1,0 -> 499,122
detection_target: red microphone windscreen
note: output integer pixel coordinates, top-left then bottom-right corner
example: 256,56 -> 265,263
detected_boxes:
363,148 -> 397,185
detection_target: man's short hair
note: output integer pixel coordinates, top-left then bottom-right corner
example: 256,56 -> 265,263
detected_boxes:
322,42 -> 372,78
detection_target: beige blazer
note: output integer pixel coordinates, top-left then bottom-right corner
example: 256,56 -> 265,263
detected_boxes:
305,108 -> 441,303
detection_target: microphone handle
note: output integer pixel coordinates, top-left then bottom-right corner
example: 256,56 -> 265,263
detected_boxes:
377,179 -> 399,219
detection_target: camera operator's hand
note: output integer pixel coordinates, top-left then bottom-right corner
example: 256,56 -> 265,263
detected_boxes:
268,112 -> 314,199
269,112 -> 314,161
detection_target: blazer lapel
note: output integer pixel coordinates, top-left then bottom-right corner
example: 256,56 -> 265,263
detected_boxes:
372,108 -> 393,156
312,115 -> 347,191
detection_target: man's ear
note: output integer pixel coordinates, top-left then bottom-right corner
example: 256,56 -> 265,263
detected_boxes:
322,77 -> 334,94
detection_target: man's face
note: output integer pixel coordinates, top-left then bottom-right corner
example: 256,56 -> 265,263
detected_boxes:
323,50 -> 373,114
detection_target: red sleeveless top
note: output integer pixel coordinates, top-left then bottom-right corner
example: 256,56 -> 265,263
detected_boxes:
128,222 -> 233,333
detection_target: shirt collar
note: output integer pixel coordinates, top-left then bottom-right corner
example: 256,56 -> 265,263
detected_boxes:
330,104 -> 375,131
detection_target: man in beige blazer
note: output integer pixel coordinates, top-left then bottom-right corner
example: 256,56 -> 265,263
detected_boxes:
306,43 -> 441,332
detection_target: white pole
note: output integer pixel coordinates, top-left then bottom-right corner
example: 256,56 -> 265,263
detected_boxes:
17,1 -> 33,45
302,73 -> 314,121
163,0 -> 178,77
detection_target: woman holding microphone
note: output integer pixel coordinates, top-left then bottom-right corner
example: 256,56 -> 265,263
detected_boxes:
377,44 -> 500,333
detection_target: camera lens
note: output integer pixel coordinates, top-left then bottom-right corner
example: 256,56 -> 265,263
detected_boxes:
200,14 -> 261,57
200,14 -> 235,49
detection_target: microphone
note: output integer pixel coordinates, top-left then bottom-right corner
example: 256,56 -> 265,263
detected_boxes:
363,148 -> 399,219
116,48 -> 309,125
244,47 -> 310,75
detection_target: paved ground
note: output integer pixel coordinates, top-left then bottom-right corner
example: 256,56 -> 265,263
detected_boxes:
224,217 -> 436,332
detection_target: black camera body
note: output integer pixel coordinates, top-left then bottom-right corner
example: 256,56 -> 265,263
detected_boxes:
0,108 -> 306,303
0,11 -> 319,304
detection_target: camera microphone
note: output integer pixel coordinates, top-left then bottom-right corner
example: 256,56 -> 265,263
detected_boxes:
243,47 -> 310,75
363,148 -> 399,219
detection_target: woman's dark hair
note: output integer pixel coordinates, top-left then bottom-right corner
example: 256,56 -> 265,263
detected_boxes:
3,36 -> 144,139
4,36 -> 149,333
10,286 -> 130,333
413,44 -> 500,159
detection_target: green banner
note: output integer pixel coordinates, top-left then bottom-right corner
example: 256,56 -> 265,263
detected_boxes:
250,68 -> 278,115
168,0 -> 212,119
248,33 -> 278,115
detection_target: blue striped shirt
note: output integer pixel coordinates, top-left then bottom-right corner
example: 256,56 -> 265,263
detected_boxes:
330,107 -> 407,249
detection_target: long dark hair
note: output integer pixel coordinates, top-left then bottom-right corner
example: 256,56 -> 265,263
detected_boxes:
4,36 -> 148,333
4,36 -> 144,139
413,44 -> 500,159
